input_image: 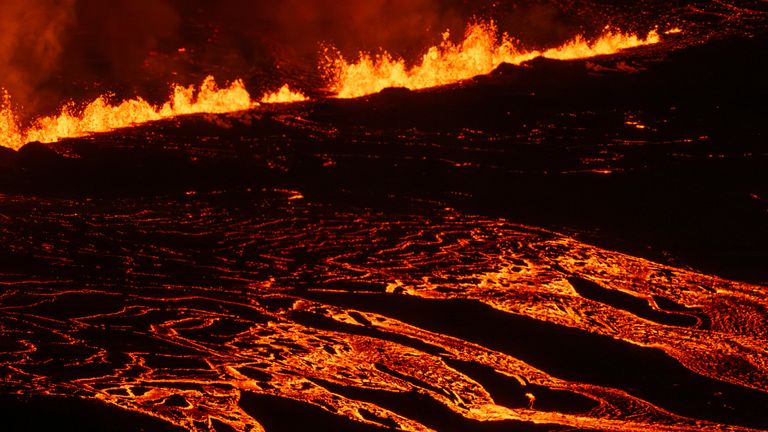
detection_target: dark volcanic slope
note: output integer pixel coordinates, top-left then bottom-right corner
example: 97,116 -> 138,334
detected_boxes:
1,2 -> 767,432
2,26 -> 765,282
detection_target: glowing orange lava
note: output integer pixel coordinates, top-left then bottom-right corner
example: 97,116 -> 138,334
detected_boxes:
260,84 -> 308,104
1,76 -> 296,150
1,22 -> 664,150
324,22 -> 661,99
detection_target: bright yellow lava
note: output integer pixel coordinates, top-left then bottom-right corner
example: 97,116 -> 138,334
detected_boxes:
260,84 -> 308,104
324,21 -> 660,99
0,77 -> 308,150
1,21 -> 664,150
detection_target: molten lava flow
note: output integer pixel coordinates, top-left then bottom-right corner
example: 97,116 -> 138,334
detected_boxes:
1,76 -> 257,150
324,22 -> 661,99
260,85 -> 308,104
0,92 -> 23,149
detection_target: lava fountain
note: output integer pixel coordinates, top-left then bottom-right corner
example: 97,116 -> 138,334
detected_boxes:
260,84 -> 309,104
0,77 -> 307,150
1,20 -> 661,150
323,21 -> 661,99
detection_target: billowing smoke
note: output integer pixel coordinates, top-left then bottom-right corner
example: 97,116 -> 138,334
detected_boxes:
246,0 -> 464,56
0,0 -> 182,118
0,0 -> 75,116
66,0 -> 181,91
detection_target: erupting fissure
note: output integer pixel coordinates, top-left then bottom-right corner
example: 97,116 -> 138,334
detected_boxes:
0,77 -> 307,150
324,21 -> 661,99
260,84 -> 310,104
1,21 -> 663,150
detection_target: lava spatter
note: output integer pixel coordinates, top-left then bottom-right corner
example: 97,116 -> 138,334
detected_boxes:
323,21 -> 661,99
0,77 -> 311,151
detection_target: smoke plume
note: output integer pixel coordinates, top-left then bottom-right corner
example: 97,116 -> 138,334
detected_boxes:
0,0 -> 75,116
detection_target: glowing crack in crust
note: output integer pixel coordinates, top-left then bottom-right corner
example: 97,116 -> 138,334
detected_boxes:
0,195 -> 765,431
